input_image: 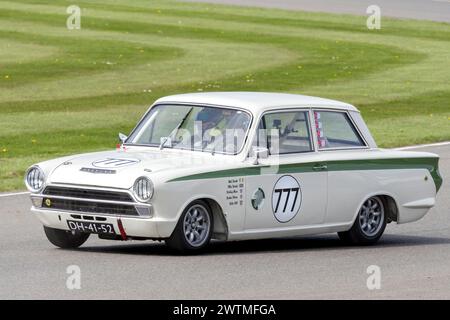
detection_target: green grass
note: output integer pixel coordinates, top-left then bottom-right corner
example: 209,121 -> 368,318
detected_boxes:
0,0 -> 449,191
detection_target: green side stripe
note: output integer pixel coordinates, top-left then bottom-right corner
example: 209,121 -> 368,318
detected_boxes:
168,157 -> 443,192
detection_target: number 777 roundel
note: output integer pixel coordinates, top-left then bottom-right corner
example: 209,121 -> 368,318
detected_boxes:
272,175 -> 302,223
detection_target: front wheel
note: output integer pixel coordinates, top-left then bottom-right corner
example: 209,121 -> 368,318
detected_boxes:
165,200 -> 213,253
338,196 -> 387,245
44,226 -> 90,249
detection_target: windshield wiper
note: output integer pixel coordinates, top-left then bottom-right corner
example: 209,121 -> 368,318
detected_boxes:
159,107 -> 193,150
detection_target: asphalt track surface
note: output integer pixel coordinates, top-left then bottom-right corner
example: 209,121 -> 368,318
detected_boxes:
182,0 -> 450,22
0,144 -> 449,299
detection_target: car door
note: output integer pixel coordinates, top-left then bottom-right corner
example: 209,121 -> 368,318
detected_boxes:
311,109 -> 369,225
244,109 -> 328,230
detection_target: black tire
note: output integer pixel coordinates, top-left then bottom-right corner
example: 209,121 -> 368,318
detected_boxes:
44,226 -> 90,249
165,200 -> 213,253
338,196 -> 387,245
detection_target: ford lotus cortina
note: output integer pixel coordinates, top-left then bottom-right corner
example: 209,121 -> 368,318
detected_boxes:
25,92 -> 442,252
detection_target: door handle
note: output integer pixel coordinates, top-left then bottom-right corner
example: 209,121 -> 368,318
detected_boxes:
312,163 -> 328,171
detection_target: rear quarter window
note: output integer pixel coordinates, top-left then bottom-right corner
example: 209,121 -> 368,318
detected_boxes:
313,111 -> 365,149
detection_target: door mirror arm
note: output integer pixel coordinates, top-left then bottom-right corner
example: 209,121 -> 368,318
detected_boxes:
252,146 -> 269,165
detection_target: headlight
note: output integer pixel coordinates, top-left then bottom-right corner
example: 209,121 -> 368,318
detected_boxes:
25,166 -> 45,192
133,177 -> 154,202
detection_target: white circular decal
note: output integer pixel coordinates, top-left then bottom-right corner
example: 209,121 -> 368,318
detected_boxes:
272,175 -> 302,223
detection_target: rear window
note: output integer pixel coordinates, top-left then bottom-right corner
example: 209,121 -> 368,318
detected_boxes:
313,111 -> 365,149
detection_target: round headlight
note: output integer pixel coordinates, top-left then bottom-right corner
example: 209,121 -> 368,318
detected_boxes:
25,166 -> 45,192
133,177 -> 154,202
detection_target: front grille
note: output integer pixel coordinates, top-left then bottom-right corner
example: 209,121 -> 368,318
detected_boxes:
45,198 -> 139,216
43,186 -> 133,202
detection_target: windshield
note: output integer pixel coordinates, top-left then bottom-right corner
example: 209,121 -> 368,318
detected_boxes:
127,104 -> 252,154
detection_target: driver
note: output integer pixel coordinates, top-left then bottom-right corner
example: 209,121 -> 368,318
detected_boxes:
194,108 -> 225,149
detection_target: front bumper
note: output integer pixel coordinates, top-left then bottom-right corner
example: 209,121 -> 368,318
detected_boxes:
29,185 -> 177,239
31,206 -> 168,239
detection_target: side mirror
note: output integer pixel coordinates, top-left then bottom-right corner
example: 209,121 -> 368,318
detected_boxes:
118,133 -> 128,144
252,146 -> 269,165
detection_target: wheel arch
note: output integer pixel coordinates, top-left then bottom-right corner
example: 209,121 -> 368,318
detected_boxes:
379,194 -> 399,223
177,195 -> 229,241
350,192 -> 399,225
202,198 -> 229,240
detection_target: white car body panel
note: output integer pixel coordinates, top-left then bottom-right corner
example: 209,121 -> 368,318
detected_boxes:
27,92 -> 442,242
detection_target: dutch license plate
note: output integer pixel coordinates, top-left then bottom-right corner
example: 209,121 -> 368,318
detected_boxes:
67,220 -> 115,235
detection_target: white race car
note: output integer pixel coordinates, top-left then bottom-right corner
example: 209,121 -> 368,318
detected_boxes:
25,92 -> 443,252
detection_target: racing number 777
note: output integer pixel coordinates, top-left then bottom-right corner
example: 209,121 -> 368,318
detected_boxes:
274,187 -> 299,213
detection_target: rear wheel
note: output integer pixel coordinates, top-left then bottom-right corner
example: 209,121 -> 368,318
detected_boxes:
338,196 -> 386,245
165,200 -> 213,253
44,226 -> 90,249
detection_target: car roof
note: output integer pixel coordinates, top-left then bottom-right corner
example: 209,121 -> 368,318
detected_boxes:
154,92 -> 358,113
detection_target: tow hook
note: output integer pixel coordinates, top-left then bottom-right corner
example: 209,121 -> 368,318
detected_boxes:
117,218 -> 128,240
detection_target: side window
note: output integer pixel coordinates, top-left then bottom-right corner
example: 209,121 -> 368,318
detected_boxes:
313,111 -> 365,149
258,111 -> 312,154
